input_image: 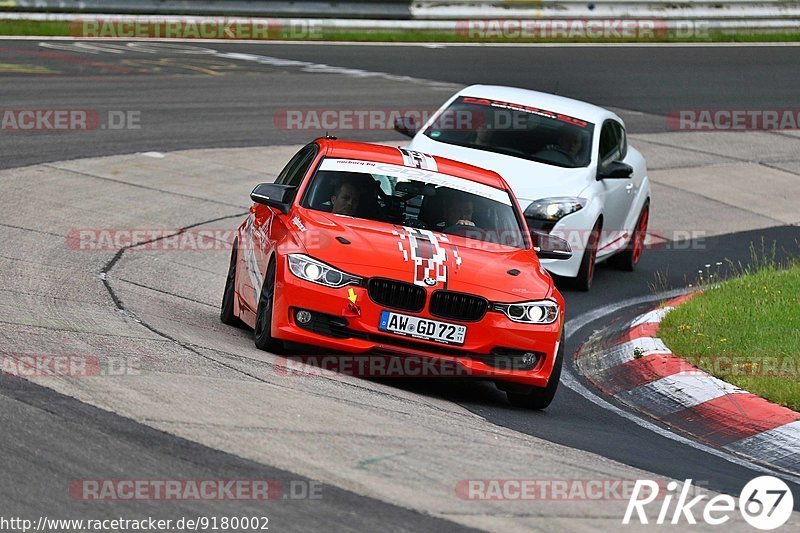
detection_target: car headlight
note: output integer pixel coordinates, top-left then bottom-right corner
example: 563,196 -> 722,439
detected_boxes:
287,254 -> 361,288
525,197 -> 587,221
493,299 -> 559,324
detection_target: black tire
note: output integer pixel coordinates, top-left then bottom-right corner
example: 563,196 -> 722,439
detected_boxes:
254,259 -> 282,352
220,239 -> 245,328
609,201 -> 649,272
506,333 -> 564,410
573,220 -> 601,292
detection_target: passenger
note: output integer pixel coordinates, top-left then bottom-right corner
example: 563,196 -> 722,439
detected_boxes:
444,194 -> 476,229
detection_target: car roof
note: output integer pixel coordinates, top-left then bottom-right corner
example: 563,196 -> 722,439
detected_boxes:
457,84 -> 616,125
317,138 -> 509,189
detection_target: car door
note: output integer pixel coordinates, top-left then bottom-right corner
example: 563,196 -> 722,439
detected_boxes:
613,121 -> 645,227
596,120 -> 635,250
238,143 -> 318,313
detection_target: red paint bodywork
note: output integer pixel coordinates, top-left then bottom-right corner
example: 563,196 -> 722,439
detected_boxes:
230,139 -> 565,387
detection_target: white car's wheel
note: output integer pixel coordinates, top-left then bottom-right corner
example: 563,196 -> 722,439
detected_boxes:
610,201 -> 649,272
573,220 -> 601,291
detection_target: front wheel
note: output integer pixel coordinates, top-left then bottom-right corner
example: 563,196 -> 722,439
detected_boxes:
610,201 -> 649,272
254,259 -> 282,352
506,333 -> 564,410
572,220 -> 601,292
220,239 -> 245,328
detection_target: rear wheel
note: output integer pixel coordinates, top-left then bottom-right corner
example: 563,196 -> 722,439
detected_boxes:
254,259 -> 282,352
220,239 -> 245,328
573,220 -> 601,292
506,334 -> 564,410
610,202 -> 649,272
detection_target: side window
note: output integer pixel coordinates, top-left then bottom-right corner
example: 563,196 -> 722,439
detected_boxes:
598,121 -> 621,167
612,121 -> 628,160
275,143 -> 318,187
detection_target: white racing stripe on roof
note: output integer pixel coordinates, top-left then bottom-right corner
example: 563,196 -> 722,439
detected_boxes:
319,158 -> 510,205
398,148 -> 438,171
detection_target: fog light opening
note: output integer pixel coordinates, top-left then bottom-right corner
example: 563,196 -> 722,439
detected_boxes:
521,352 -> 536,367
295,309 -> 313,324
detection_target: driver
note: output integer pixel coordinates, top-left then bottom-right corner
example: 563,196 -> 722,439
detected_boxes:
547,128 -> 583,161
330,178 -> 361,216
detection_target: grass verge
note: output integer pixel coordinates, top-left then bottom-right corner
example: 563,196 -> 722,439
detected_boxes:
659,258 -> 800,411
2,20 -> 800,42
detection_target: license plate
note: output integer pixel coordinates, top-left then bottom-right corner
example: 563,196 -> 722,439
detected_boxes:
378,310 -> 467,346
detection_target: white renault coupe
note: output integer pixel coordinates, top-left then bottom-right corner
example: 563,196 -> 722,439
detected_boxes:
397,85 -> 651,291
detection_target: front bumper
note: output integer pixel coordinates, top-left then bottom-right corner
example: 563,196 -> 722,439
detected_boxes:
532,205 -> 598,279
271,259 -> 563,387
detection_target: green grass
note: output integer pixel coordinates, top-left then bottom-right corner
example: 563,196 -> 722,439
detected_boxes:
659,261 -> 800,411
2,20 -> 800,43
0,20 -> 70,36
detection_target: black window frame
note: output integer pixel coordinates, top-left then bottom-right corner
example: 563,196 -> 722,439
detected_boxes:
612,121 -> 628,160
275,143 -> 319,188
598,120 -> 622,168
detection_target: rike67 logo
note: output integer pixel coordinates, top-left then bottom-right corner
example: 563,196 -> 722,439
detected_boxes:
624,477 -> 794,530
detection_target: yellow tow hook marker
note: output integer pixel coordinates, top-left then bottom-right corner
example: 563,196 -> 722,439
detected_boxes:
347,288 -> 358,304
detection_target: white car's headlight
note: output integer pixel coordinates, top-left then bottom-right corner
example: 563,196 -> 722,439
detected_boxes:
288,254 -> 361,288
493,299 -> 559,324
525,197 -> 587,221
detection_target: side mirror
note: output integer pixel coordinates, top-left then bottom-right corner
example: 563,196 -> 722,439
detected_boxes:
597,161 -> 633,180
250,183 -> 296,214
530,230 -> 572,261
394,116 -> 419,138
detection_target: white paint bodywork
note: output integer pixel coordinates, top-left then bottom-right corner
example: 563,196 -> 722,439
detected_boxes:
407,84 -> 651,278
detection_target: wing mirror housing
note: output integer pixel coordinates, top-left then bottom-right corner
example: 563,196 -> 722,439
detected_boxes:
394,115 -> 419,138
531,230 -> 572,260
597,161 -> 633,180
250,183 -> 296,214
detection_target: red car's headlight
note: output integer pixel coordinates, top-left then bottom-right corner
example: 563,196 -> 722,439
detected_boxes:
287,254 -> 362,289
493,299 -> 559,324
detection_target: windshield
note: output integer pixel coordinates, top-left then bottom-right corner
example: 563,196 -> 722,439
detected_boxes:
301,158 -> 528,250
424,96 -> 595,168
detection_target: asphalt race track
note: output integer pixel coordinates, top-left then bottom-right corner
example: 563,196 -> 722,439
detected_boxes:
3,41 -> 800,169
1,40 -> 799,530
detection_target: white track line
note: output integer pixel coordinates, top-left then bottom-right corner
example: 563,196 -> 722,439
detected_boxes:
564,290 -> 800,486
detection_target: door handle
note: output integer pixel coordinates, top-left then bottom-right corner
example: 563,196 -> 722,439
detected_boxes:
625,183 -> 634,192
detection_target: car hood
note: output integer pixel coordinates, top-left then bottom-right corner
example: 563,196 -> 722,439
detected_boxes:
291,208 -> 553,302
408,135 -> 591,208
